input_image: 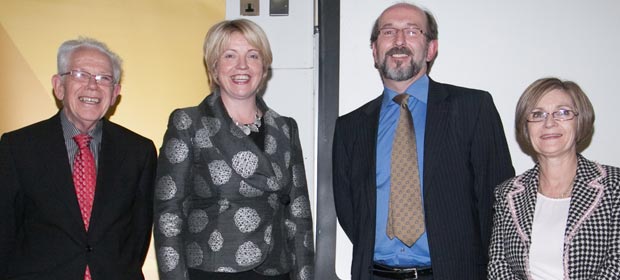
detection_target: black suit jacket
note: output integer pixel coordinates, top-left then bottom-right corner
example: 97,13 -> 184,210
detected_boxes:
332,79 -> 515,279
0,113 -> 157,280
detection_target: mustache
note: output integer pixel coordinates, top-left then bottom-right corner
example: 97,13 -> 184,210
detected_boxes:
386,47 -> 413,56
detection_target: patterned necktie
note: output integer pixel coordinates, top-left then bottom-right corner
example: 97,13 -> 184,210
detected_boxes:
387,94 -> 425,247
73,134 -> 96,231
72,134 -> 96,280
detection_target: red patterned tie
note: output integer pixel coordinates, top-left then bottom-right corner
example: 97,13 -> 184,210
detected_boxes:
72,134 -> 95,280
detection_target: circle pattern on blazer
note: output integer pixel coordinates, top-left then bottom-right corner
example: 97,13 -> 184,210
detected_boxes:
173,110 -> 192,130
188,209 -> 209,233
159,213 -> 182,237
234,207 -> 261,233
268,193 -> 279,210
232,151 -> 258,178
201,116 -> 221,136
235,241 -> 262,266
282,124 -> 290,139
195,128 -> 213,148
209,230 -> 224,251
165,138 -> 188,164
265,134 -> 277,155
156,175 -> 176,200
264,111 -> 278,128
272,162 -> 283,181
284,151 -> 291,168
158,246 -> 179,272
285,219 -> 297,239
216,267 -> 236,272
293,165 -> 305,188
218,198 -> 230,213
208,160 -> 232,185
264,224 -> 273,245
267,176 -> 280,191
291,195 -> 311,218
186,242 -> 204,267
263,268 -> 280,276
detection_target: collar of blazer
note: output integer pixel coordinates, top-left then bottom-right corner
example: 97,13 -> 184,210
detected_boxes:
506,154 -> 607,245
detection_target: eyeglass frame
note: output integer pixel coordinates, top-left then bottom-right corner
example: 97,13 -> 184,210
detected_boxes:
59,70 -> 116,86
378,27 -> 427,39
526,109 -> 579,122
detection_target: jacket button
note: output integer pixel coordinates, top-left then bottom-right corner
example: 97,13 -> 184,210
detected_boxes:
86,245 -> 93,252
279,194 -> 291,205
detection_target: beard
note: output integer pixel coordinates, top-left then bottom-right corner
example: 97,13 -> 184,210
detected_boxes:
378,46 -> 426,81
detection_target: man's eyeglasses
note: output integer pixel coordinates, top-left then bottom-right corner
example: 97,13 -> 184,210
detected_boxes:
527,109 -> 579,122
379,27 -> 425,39
60,70 -> 115,86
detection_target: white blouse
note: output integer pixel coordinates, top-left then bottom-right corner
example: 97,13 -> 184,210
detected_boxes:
529,193 -> 571,280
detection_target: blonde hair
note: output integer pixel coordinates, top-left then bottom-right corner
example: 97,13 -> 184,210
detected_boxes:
203,19 -> 273,92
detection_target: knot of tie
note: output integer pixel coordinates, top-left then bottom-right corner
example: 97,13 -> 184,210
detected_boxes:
73,134 -> 92,149
393,93 -> 410,106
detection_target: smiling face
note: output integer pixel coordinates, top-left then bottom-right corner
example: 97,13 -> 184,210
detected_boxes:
52,47 -> 120,133
372,4 -> 437,90
527,89 -> 578,159
215,32 -> 264,102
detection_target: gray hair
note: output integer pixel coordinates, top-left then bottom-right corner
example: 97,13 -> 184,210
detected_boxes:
57,37 -> 123,84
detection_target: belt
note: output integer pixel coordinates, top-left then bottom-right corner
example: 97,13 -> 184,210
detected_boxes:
371,263 -> 433,279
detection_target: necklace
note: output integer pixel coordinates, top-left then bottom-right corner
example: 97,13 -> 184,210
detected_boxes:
234,112 -> 262,135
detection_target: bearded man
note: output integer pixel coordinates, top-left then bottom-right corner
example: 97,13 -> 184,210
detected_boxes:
331,3 -> 515,279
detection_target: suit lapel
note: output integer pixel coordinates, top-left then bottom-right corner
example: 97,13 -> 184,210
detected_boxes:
363,95 -> 383,215
89,119 -> 126,234
42,114 -> 89,233
507,170 -> 538,245
422,80 -> 450,198
565,156 -> 606,242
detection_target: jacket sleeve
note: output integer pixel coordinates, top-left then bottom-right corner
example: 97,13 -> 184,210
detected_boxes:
594,171 -> 620,279
153,109 -> 193,280
331,117 -> 355,240
286,119 -> 315,279
487,183 -> 520,279
470,92 -> 515,259
127,139 -> 157,272
0,134 -> 21,278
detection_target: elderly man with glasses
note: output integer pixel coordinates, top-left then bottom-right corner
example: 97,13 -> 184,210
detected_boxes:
0,37 -> 157,280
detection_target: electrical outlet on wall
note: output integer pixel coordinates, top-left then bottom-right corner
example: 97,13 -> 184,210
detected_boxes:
269,0 -> 288,16
240,0 -> 259,16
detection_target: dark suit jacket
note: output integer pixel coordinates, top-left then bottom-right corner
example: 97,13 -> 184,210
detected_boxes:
0,113 -> 157,280
332,79 -> 515,280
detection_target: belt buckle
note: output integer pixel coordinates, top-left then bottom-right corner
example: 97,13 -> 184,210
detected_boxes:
402,267 -> 418,279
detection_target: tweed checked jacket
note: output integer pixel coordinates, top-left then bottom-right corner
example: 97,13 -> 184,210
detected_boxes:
488,154 -> 620,279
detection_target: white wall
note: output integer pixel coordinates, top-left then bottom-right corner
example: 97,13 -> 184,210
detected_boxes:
338,0 -> 620,278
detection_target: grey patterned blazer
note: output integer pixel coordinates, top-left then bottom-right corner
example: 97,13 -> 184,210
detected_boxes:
153,92 -> 314,279
488,154 -> 620,279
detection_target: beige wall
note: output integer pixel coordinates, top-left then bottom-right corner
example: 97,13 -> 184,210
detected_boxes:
0,0 -> 225,278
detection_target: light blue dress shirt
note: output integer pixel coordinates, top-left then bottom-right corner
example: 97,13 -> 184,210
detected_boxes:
374,75 -> 430,267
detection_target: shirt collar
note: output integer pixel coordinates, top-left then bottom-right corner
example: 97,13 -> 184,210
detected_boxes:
383,74 -> 430,105
60,108 -> 103,144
